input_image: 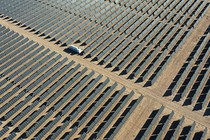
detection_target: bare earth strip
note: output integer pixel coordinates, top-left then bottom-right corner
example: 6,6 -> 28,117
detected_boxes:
0,12 -> 210,131
151,11 -> 210,94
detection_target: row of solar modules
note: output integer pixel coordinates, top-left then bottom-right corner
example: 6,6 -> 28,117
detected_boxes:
0,0 -> 209,86
0,25 -> 143,140
134,106 -> 209,140
164,26 -> 210,116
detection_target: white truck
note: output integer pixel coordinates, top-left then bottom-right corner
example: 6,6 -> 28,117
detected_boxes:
68,45 -> 82,54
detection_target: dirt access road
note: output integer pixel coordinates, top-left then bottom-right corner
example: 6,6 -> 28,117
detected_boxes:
0,12 -> 210,130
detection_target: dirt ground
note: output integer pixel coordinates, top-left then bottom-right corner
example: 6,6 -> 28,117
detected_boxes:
0,8 -> 210,138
